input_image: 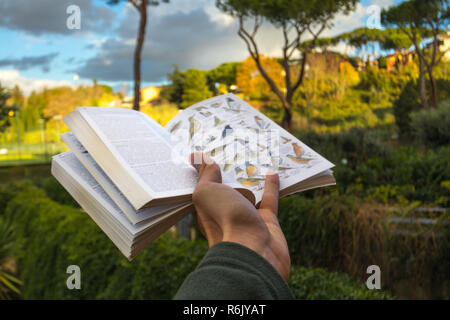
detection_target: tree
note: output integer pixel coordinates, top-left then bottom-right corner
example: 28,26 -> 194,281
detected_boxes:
236,55 -> 284,100
217,0 -> 357,131
161,65 -> 186,106
181,69 -> 213,109
207,62 -> 239,92
381,28 -> 414,53
10,85 -> 24,108
336,28 -> 385,63
382,0 -> 450,108
108,0 -> 169,111
0,84 -> 18,133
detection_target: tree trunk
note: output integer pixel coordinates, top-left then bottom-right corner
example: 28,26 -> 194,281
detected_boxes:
426,66 -> 438,108
281,101 -> 292,132
178,215 -> 192,240
418,56 -> 429,109
133,1 -> 147,111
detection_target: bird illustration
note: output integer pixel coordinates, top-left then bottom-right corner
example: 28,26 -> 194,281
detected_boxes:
214,116 -> 225,127
222,124 -> 233,139
206,145 -> 227,158
233,153 -> 244,164
281,136 -> 292,144
286,143 -> 315,164
225,97 -> 241,113
235,138 -> 248,146
237,177 -> 265,187
269,150 -> 281,167
235,166 -> 245,176
254,116 -> 270,129
245,126 -> 259,134
205,135 -> 216,144
199,111 -> 212,118
287,155 -> 312,164
169,120 -> 182,134
222,163 -> 232,172
188,116 -> 201,142
245,161 -> 258,177
257,143 -> 268,151
261,164 -> 294,172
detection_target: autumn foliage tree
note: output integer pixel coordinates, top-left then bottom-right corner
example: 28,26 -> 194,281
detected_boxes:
217,0 -> 357,131
237,55 -> 284,101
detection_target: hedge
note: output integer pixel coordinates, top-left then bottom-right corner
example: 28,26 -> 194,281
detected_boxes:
3,184 -> 391,299
278,193 -> 450,299
288,266 -> 392,300
411,98 -> 450,148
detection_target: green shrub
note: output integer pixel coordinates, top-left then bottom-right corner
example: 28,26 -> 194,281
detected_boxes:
288,266 -> 393,299
353,146 -> 450,204
394,79 -> 450,137
39,176 -> 79,207
5,185 -> 209,299
5,185 -> 399,299
410,99 -> 450,148
297,127 -> 392,167
0,215 -> 22,299
0,180 -> 41,216
278,193 -> 450,299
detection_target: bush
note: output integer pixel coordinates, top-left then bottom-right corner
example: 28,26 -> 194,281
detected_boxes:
278,193 -> 450,299
410,99 -> 450,148
39,176 -> 79,207
298,129 -> 450,204
297,127 -> 392,167
0,180 -> 41,215
6,184 -> 208,299
5,185 -> 397,299
288,266 -> 393,299
352,146 -> 450,204
394,79 -> 450,137
0,215 -> 22,299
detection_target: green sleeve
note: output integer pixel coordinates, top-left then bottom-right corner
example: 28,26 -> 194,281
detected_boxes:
174,241 -> 295,300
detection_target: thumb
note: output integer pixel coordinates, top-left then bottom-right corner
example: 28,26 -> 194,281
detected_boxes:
259,172 -> 280,215
190,152 -> 222,184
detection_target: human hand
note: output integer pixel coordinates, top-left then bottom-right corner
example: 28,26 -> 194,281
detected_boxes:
190,153 -> 291,280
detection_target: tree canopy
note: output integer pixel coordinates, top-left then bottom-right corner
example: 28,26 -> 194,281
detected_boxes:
382,0 -> 449,108
217,0 -> 357,130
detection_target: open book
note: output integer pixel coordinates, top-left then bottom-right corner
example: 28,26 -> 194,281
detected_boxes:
52,93 -> 335,259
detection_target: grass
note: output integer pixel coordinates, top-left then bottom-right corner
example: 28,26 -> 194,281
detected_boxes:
0,142 -> 68,167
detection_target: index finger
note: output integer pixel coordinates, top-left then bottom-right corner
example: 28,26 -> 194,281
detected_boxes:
259,172 -> 280,215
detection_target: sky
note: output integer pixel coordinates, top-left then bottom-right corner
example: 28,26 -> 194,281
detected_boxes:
0,0 -> 405,96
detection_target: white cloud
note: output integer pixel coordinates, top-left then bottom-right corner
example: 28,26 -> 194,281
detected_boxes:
78,0 -> 400,82
0,69 -> 79,95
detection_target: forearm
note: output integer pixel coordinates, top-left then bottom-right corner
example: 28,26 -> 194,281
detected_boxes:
174,241 -> 295,300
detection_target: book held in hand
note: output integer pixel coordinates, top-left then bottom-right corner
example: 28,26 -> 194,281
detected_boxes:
52,93 -> 335,259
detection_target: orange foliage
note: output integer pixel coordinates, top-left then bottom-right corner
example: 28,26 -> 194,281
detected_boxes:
236,55 -> 285,100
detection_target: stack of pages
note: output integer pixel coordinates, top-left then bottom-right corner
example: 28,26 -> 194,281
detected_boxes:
52,94 -> 335,259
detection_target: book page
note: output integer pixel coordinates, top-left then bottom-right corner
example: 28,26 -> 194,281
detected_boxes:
165,94 -> 335,203
77,107 -> 198,198
52,152 -> 189,237
61,132 -> 183,225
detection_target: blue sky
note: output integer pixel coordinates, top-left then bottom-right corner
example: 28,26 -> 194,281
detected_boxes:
0,0 -> 405,95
